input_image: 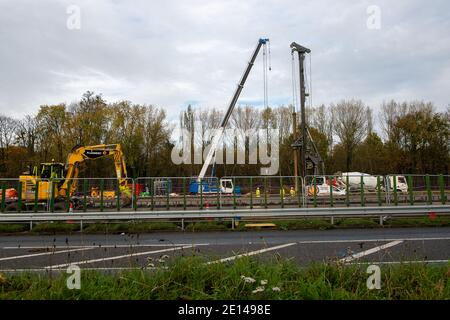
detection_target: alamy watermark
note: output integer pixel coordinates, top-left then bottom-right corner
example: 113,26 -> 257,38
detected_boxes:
66,5 -> 81,30
171,122 -> 279,175
366,5 -> 381,30
66,264 -> 81,290
366,264 -> 381,290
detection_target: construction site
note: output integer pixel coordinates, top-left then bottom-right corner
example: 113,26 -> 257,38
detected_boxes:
0,39 -> 448,220
0,1 -> 449,305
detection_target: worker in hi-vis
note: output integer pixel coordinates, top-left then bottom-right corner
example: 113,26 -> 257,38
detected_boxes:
290,186 -> 296,197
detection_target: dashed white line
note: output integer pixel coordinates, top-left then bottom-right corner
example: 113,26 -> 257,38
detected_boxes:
296,237 -> 450,244
0,247 -> 95,262
347,259 -> 449,265
2,243 -> 209,250
45,245 -> 196,269
0,267 -> 169,272
340,240 -> 404,263
207,243 -> 297,264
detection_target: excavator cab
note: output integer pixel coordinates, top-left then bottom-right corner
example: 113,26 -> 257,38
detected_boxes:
37,162 -> 65,179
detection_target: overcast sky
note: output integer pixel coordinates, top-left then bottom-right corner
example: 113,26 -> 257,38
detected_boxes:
1,0 -> 449,121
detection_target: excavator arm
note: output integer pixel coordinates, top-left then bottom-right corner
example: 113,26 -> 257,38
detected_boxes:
58,144 -> 130,197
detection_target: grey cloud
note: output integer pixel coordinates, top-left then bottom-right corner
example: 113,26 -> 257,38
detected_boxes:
0,0 -> 449,121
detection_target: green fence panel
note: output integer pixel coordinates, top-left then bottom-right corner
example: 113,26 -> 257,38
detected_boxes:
407,175 -> 414,205
377,176 -> 382,206
426,175 -> 432,205
17,181 -> 22,213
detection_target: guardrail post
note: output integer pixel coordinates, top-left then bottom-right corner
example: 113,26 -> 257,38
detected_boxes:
345,175 -> 349,207
393,175 -> 398,206
329,176 -> 334,207
183,177 -> 187,210
17,181 -> 22,213
100,179 -> 104,212
83,179 -> 88,212
360,175 -> 365,207
30,221 -> 33,231
377,176 -> 382,206
407,175 -> 414,206
297,176 -> 302,208
439,174 -> 446,204
280,176 -> 284,208
1,184 -> 5,213
426,175 -> 432,205
379,215 -> 384,226
249,177 -> 253,209
34,181 -> 39,213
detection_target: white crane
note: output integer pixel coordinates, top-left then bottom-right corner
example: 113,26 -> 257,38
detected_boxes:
196,38 -> 270,194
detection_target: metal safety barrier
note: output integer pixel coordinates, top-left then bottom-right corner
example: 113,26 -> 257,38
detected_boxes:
0,205 -> 449,222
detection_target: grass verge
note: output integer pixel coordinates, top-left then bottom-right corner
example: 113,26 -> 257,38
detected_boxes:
0,216 -> 449,235
0,257 -> 449,299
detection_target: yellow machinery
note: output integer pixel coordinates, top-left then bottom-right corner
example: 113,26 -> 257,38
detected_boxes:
19,162 -> 65,201
19,144 -> 131,202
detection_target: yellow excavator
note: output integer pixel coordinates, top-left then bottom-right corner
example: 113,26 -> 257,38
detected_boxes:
16,144 -> 131,209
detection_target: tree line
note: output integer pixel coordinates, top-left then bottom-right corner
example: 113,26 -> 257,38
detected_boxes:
0,91 -> 449,179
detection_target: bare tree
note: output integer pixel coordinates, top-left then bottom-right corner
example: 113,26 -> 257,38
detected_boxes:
331,99 -> 368,171
15,115 -> 37,155
0,115 -> 19,174
312,104 -> 334,150
0,115 -> 18,150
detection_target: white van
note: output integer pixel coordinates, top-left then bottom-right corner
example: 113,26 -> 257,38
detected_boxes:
340,172 -> 379,192
385,175 -> 408,193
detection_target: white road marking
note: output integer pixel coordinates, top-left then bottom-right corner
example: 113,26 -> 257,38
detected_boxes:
207,243 -> 297,264
45,245 -> 196,269
3,236 -> 449,250
295,237 -> 450,244
347,259 -> 449,265
2,243 -> 209,250
0,266 -> 169,272
0,247 -> 95,262
340,240 -> 404,263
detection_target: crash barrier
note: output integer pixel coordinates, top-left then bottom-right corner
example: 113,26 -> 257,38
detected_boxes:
0,174 -> 448,213
1,206 -> 449,230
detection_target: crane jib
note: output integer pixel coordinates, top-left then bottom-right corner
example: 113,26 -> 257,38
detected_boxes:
197,38 -> 269,181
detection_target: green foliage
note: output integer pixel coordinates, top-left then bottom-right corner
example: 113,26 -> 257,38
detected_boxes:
0,257 -> 449,299
0,94 -> 448,178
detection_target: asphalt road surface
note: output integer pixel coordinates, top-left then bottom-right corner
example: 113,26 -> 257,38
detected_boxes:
0,227 -> 449,271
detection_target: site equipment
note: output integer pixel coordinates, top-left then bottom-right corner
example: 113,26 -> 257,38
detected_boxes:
290,42 -> 325,177
59,144 -> 130,198
5,144 -> 131,210
190,38 -> 270,195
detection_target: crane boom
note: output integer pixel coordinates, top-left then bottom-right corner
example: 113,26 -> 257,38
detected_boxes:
198,38 -> 269,181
